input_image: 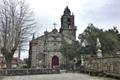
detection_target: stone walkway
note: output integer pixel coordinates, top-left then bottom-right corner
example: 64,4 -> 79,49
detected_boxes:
1,73 -> 116,80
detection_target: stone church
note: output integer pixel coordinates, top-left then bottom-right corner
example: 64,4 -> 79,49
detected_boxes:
29,6 -> 77,68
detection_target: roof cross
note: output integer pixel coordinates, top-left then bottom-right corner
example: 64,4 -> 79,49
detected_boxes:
53,23 -> 57,29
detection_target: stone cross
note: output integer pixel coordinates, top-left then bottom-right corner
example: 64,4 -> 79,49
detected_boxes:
53,23 -> 57,29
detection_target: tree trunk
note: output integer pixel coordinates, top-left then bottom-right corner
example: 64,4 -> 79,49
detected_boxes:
6,60 -> 12,69
1,48 -> 14,69
5,53 -> 13,69
66,56 -> 69,70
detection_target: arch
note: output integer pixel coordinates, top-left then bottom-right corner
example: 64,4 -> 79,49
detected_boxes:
52,55 -> 59,68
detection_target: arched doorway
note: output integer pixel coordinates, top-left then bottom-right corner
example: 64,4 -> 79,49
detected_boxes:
52,55 -> 59,68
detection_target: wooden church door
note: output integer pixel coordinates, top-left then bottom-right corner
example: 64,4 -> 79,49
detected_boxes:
52,56 -> 59,68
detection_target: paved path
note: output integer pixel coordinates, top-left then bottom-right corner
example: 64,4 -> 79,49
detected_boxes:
1,73 -> 116,80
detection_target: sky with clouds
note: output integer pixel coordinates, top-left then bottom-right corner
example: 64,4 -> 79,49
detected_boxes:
26,0 -> 120,35
19,0 -> 120,59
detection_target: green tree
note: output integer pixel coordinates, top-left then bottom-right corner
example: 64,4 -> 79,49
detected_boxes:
60,40 -> 80,70
100,28 -> 120,54
78,24 -> 120,55
60,41 -> 80,60
78,24 -> 103,54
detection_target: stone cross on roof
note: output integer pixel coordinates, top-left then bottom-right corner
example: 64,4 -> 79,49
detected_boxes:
53,23 -> 57,29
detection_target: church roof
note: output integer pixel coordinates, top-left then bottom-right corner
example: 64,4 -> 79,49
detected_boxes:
32,28 -> 61,41
31,28 -> 75,43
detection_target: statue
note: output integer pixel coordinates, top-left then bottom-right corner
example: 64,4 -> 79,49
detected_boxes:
96,38 -> 101,48
96,37 -> 102,58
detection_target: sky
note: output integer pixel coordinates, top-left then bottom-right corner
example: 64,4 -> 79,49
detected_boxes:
18,0 -> 120,59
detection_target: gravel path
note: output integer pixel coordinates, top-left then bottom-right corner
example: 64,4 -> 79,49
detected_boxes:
1,73 -> 116,80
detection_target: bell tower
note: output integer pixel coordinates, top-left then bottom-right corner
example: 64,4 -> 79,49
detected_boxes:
60,6 -> 77,40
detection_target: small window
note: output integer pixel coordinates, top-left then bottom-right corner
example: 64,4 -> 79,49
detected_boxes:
67,18 -> 71,22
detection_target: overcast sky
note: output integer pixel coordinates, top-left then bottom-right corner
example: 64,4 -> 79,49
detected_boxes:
19,0 -> 120,59
26,0 -> 120,35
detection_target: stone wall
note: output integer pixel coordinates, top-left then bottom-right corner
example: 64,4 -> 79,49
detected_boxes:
83,57 -> 120,73
82,57 -> 120,78
0,68 -> 60,76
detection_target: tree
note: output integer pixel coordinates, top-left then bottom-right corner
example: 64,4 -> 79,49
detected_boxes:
60,41 -> 80,60
0,0 -> 35,68
60,40 -> 80,70
78,24 -> 120,55
100,27 -> 120,54
78,24 -> 103,54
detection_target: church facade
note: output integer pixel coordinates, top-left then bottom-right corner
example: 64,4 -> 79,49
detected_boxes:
29,6 -> 77,68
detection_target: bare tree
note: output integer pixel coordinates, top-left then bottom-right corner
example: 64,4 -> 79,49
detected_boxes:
0,0 -> 35,68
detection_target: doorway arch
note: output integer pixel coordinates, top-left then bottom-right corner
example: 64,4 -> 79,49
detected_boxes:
52,55 -> 59,68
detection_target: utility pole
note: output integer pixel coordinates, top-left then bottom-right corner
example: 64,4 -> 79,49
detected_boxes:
18,44 -> 21,68
18,45 -> 21,60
